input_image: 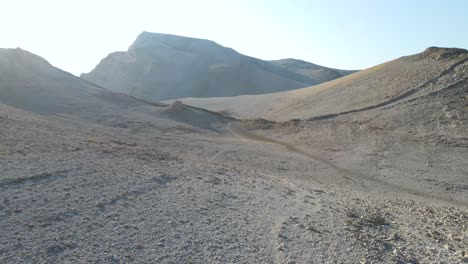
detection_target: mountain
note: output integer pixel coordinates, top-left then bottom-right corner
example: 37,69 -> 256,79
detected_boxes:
0,48 -> 143,115
81,32 -> 355,101
179,47 -> 468,122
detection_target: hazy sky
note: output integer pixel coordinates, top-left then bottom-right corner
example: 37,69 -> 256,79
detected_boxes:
2,0 -> 467,75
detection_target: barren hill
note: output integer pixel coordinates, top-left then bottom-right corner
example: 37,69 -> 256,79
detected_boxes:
179,47 -> 468,210
0,48 -> 117,115
81,32 -> 355,101
180,47 -> 468,121
0,48 -> 230,130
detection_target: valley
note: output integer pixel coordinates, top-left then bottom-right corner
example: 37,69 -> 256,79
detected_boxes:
0,45 -> 467,263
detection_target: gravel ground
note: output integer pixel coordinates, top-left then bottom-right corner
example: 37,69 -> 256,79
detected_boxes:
1,101 -> 467,263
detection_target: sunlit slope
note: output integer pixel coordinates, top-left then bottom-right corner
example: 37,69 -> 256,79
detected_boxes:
180,47 -> 468,121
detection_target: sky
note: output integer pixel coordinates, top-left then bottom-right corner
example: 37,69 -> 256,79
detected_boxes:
1,0 -> 467,75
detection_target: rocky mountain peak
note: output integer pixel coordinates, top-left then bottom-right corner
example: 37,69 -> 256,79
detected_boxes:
129,32 -> 235,56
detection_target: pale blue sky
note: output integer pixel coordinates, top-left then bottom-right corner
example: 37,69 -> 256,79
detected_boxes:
1,0 -> 467,75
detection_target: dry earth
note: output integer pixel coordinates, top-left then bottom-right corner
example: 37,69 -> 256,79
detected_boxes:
0,101 -> 467,263
0,47 -> 467,263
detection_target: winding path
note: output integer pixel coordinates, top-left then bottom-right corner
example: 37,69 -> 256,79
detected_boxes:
226,121 -> 468,208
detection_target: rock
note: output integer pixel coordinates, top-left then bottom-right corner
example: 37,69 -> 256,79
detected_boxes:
306,225 -> 320,233
295,223 -> 305,229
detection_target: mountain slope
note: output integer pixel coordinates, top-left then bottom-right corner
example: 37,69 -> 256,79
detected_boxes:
0,48 -> 111,114
270,58 -> 356,84
81,32 -> 355,101
0,48 -> 230,131
180,47 -> 468,121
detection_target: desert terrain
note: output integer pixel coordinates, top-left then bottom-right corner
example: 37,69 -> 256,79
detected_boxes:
0,46 -> 467,264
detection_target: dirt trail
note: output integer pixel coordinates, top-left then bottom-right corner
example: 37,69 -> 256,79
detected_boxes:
227,122 -> 468,208
227,122 -> 352,173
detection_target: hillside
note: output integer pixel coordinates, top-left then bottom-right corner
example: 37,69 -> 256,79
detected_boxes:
0,48 -> 132,114
180,47 -> 468,121
0,48 -> 230,131
81,32 -> 355,101
179,46 -> 468,213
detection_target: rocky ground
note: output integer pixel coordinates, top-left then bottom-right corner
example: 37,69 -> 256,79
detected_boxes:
1,100 -> 467,263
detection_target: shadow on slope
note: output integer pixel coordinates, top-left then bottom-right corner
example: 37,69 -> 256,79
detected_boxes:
0,48 -> 233,133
